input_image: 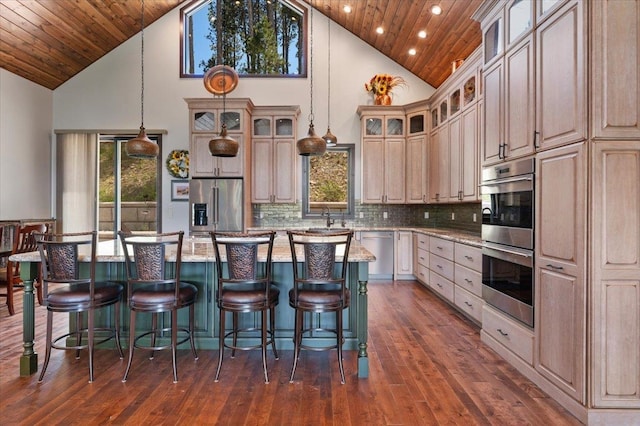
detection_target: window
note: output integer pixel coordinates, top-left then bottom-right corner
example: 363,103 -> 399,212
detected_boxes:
302,145 -> 355,219
181,0 -> 305,77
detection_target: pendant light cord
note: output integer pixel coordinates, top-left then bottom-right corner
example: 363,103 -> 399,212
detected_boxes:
140,0 -> 145,128
327,17 -> 330,127
308,6 -> 314,123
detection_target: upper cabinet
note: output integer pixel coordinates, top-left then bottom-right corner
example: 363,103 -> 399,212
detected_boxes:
250,106 -> 300,204
358,106 -> 406,204
427,48 -> 482,204
185,98 -> 254,178
477,0 -> 586,166
591,0 -> 640,139
507,0 -> 534,48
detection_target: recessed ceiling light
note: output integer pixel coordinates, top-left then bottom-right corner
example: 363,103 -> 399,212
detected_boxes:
344,5 -> 352,13
408,48 -> 417,56
418,30 -> 427,38
431,4 -> 442,15
376,27 -> 384,35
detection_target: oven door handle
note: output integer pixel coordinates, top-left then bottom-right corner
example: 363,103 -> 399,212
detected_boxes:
479,175 -> 533,188
483,242 -> 533,258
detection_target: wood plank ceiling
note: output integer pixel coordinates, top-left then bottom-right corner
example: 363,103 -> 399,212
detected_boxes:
0,0 -> 483,91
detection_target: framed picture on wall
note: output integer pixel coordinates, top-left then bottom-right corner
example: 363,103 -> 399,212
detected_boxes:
171,180 -> 189,201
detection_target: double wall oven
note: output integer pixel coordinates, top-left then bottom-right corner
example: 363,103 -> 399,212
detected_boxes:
480,158 -> 535,328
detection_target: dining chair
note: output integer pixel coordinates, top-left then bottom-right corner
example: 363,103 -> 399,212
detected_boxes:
287,229 -> 353,384
118,231 -> 198,383
35,230 -> 124,383
1,223 -> 47,315
210,231 -> 279,383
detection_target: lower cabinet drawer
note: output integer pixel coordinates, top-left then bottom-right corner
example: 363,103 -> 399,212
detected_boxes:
416,247 -> 429,268
416,263 -> 429,285
482,305 -> 534,365
429,270 -> 454,302
429,253 -> 454,281
454,286 -> 483,323
454,264 -> 482,297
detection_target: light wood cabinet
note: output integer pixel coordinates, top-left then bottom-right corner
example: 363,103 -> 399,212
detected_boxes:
535,142 -> 587,404
394,231 -> 413,280
482,34 -> 535,165
414,232 -> 430,287
250,107 -> 300,204
428,125 -> 449,203
406,134 -> 427,204
591,0 -> 640,139
185,98 -> 253,178
358,107 -> 406,204
454,243 -> 483,324
449,105 -> 479,202
428,49 -> 481,204
535,0 -> 587,151
482,304 -> 534,365
480,0 -> 585,166
592,141 -> 640,409
191,133 -> 244,177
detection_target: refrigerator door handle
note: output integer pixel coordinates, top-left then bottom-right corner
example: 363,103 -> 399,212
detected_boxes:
212,186 -> 219,225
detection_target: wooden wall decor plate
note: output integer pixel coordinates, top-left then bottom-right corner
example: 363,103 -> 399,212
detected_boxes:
203,65 -> 239,95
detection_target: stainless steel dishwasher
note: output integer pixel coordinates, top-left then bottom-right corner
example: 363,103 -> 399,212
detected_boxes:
356,231 -> 394,279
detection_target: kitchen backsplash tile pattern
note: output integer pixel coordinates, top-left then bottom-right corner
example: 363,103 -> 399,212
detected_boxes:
252,202 -> 481,234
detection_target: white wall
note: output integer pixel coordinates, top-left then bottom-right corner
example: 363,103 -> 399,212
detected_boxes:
48,4 -> 437,231
0,69 -> 53,220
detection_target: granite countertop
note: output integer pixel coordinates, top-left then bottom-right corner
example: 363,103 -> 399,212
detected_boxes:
248,226 -> 482,248
10,235 -> 376,263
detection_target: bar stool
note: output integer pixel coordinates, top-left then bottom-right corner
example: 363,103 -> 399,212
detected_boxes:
35,231 -> 124,383
287,229 -> 353,384
118,231 -> 198,383
210,231 -> 279,383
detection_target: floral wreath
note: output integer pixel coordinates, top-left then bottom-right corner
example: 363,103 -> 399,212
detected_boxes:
166,149 -> 189,178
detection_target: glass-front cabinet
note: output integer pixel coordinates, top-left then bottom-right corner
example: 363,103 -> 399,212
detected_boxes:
193,111 -> 216,132
507,0 -> 534,48
251,106 -> 300,204
364,115 -> 405,137
483,9 -> 504,65
463,76 -> 477,107
185,98 -> 253,178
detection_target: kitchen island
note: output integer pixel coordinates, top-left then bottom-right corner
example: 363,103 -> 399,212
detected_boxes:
12,235 -> 375,378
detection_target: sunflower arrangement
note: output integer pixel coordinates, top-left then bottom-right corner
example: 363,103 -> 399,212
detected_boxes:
166,149 -> 189,178
364,73 -> 407,97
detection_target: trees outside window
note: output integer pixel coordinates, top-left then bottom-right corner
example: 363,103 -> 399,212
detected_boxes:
181,0 -> 305,77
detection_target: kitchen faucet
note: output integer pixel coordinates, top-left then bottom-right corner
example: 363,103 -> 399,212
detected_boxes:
322,207 -> 334,228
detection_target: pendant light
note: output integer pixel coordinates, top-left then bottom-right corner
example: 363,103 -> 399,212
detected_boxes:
208,66 -> 239,157
125,0 -> 159,159
297,5 -> 326,156
322,17 -> 337,147
208,2 -> 238,158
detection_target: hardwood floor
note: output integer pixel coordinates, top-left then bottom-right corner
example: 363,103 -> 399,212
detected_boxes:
0,281 -> 582,425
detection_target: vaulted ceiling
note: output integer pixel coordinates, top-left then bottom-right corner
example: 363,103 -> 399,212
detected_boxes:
0,0 -> 483,91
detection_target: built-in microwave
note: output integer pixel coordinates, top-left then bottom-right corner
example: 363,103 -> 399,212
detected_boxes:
480,158 -> 534,249
480,158 -> 535,328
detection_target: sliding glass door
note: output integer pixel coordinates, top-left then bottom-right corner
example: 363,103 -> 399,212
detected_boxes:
98,135 -> 161,240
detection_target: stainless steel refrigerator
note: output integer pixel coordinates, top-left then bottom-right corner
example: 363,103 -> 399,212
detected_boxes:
189,178 -> 244,236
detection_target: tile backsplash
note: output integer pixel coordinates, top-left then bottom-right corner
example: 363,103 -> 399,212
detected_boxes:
252,201 -> 481,234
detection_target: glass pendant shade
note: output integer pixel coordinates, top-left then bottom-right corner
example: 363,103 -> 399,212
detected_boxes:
297,122 -> 326,156
125,126 -> 159,158
209,124 -> 239,157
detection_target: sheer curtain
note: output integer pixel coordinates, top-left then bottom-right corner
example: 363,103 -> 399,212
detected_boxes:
55,133 -> 98,233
